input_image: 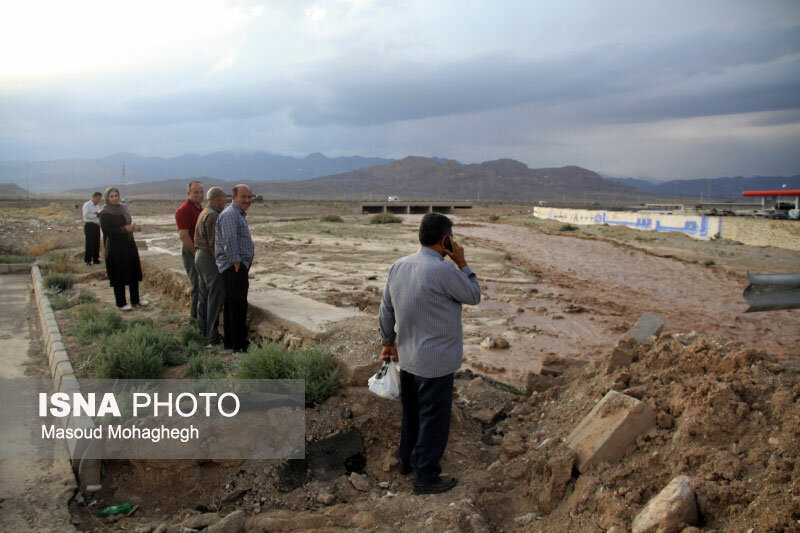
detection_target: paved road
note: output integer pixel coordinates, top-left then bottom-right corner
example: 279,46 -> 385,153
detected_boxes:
0,273 -> 76,532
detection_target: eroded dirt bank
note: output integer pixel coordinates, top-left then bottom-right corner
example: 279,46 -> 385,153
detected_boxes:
75,332 -> 800,532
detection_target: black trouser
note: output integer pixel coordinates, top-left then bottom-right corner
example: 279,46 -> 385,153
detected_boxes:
222,265 -> 249,352
84,223 -> 100,263
398,370 -> 455,485
113,281 -> 139,308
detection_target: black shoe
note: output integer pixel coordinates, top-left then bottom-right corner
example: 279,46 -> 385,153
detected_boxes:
413,477 -> 458,495
93,260 -> 101,265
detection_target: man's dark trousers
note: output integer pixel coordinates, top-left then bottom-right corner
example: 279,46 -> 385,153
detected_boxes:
221,265 -> 249,352
182,248 -> 200,319
398,369 -> 454,485
84,222 -> 100,264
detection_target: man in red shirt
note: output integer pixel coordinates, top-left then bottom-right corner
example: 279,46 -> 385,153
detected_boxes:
175,180 -> 204,320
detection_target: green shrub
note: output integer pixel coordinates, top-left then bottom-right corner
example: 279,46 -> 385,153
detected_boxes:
235,342 -> 341,405
320,214 -> 343,222
177,324 -> 207,347
704,259 -> 716,266
0,255 -> 34,264
236,342 -> 295,380
185,353 -> 228,378
488,214 -> 500,222
74,303 -> 100,322
69,306 -> 125,344
95,323 -> 181,379
559,224 -> 579,232
369,213 -> 402,224
292,346 -> 341,405
128,316 -> 157,329
183,340 -> 206,360
43,272 -> 74,292
49,289 -> 98,310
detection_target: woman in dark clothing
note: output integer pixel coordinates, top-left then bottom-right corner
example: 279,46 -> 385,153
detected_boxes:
98,187 -> 148,310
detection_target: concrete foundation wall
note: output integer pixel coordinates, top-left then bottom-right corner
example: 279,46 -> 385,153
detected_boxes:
533,207 -> 800,250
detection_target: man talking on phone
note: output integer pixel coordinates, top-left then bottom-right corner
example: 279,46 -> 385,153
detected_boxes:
378,212 -> 481,494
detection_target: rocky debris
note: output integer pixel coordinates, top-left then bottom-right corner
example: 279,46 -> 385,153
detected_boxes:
180,512 -> 222,529
316,492 -> 336,505
525,371 -> 556,395
205,510 -> 245,533
625,312 -> 664,343
532,354 -> 585,376
566,390 -> 656,472
605,337 -> 638,373
349,472 -> 370,492
535,447 -> 577,513
501,431 -> 527,459
481,335 -> 510,349
457,376 -> 515,426
631,476 -> 698,533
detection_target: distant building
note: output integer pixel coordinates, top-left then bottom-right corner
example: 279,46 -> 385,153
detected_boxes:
743,189 -> 800,211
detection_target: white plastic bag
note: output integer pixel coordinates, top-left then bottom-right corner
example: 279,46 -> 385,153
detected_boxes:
368,361 -> 401,400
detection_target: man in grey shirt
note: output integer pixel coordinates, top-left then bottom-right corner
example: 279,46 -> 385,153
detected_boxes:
379,212 -> 481,494
193,186 -> 226,344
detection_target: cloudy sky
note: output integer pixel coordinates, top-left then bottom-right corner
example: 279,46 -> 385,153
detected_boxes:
1,0 -> 799,180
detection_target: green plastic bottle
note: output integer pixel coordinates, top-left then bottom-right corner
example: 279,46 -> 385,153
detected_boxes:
98,503 -> 132,517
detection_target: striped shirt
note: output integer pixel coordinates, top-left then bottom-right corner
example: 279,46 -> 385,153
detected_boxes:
379,246 -> 481,378
215,203 -> 254,272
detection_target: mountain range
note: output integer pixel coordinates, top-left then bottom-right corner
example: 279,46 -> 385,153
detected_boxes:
1,150 -> 796,200
249,157 -> 637,201
614,175 -> 800,198
54,156 -> 637,201
0,151 -> 394,193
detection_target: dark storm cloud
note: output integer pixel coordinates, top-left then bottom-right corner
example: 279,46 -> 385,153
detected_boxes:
6,23 -> 796,134
287,25 -> 800,127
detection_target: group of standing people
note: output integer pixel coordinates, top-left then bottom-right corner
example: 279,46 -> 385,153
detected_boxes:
82,181 -> 255,352
176,181 -> 254,352
84,186 -> 477,496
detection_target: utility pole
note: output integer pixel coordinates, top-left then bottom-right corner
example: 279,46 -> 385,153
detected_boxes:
122,163 -> 126,200
25,162 -> 29,205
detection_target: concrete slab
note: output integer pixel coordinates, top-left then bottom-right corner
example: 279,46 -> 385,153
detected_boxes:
248,288 -> 369,340
625,312 -> 664,343
566,390 -> 656,472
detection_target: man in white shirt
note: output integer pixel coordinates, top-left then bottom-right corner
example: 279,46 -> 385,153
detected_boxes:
82,192 -> 102,265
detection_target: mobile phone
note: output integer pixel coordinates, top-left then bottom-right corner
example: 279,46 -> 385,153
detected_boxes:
444,236 -> 453,251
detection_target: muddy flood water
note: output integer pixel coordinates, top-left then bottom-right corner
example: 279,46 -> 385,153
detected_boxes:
136,212 -> 800,385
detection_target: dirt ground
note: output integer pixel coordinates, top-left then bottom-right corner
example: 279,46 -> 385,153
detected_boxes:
124,201 -> 799,385
2,199 -> 799,532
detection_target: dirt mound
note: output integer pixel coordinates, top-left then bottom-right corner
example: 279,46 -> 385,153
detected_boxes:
72,331 -> 799,532
483,332 -> 800,531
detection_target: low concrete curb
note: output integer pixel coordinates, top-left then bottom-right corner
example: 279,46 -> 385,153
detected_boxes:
1,262 -> 34,274
31,265 -> 101,490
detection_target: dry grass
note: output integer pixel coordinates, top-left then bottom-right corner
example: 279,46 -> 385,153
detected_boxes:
47,252 -> 73,273
27,235 -> 63,256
